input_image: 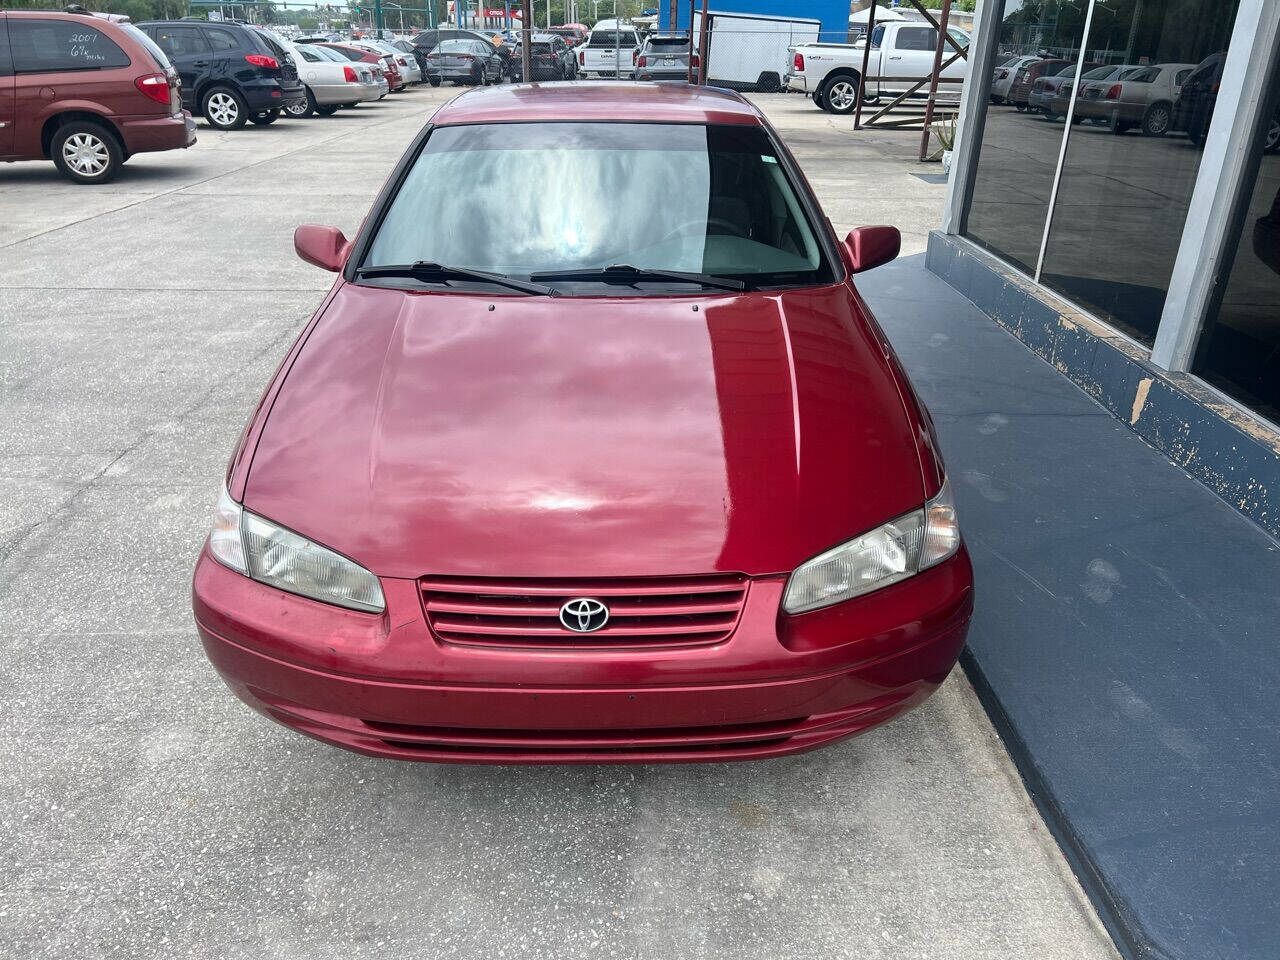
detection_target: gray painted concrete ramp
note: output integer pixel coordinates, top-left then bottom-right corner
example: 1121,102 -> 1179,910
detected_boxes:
859,255 -> 1280,960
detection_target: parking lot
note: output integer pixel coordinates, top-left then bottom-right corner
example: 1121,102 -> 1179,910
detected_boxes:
2,86 -> 1117,959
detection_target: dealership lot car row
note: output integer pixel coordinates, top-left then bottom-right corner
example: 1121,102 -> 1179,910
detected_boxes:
989,49 -> 1280,148
0,10 -> 620,183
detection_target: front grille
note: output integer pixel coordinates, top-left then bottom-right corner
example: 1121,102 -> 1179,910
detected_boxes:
420,574 -> 748,649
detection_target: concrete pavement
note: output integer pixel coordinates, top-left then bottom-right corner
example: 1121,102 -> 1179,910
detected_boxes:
0,86 -> 1117,960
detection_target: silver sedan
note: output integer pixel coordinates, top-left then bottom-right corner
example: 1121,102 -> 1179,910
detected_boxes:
279,38 -> 383,116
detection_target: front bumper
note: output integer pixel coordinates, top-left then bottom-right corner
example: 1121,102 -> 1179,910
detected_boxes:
192,545 -> 973,764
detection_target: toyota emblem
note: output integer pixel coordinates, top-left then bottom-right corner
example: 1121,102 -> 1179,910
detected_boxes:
559,598 -> 609,633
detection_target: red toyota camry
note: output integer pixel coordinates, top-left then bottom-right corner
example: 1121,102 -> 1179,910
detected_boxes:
192,83 -> 973,764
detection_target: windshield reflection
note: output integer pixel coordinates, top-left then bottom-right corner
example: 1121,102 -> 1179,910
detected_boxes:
365,122 -> 828,284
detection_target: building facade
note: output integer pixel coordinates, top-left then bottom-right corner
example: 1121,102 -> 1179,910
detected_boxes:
930,0 -> 1280,538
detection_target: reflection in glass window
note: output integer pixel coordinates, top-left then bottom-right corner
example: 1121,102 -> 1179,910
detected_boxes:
963,1 -> 1091,274
365,123 -> 828,283
1193,60 -> 1280,424
1037,0 -> 1239,346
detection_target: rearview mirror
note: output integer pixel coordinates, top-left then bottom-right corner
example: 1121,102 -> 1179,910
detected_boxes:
844,226 -> 901,274
294,224 -> 350,272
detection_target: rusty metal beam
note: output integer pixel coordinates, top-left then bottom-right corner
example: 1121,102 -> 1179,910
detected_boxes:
919,0 -> 953,161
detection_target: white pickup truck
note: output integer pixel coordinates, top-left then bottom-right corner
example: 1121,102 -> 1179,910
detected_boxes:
578,19 -> 642,79
786,20 -> 970,114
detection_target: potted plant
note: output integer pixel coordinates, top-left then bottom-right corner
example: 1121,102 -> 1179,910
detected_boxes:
930,114 -> 957,172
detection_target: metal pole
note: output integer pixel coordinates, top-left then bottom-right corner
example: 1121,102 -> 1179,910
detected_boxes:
697,0 -> 708,83
1034,0 -> 1098,282
854,0 -> 876,129
918,0 -> 952,161
668,0 -> 677,33
504,0 -> 510,30
521,0 -> 533,79
686,0 -> 694,82
374,0 -> 384,34
941,0 -> 1001,235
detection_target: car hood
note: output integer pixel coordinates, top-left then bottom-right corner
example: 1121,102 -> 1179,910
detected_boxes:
243,282 -> 925,579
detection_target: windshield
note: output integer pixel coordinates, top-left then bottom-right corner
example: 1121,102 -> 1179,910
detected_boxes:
363,122 -> 831,290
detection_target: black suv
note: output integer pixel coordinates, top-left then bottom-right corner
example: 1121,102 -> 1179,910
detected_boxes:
137,20 -> 305,129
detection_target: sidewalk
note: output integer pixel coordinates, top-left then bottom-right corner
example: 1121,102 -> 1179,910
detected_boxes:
858,255 -> 1280,960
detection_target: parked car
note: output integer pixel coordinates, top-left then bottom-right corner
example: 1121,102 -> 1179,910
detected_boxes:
1075,62 -> 1196,135
548,24 -> 589,48
138,18 -> 306,129
320,42 -> 405,92
510,34 -> 574,81
1045,64 -> 1141,122
1027,62 -> 1099,117
348,38 -> 422,84
389,37 -> 418,64
990,54 -> 1040,105
1171,53 -> 1226,147
0,9 -> 196,183
578,19 -> 641,79
1007,57 -> 1068,111
411,28 -> 507,81
194,82 -> 972,764
787,21 -> 970,114
1172,55 -> 1280,153
275,36 -> 382,117
423,39 -> 503,86
635,33 -> 692,82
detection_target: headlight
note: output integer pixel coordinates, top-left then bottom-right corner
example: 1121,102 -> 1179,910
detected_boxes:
208,487 -> 385,613
782,479 -> 960,615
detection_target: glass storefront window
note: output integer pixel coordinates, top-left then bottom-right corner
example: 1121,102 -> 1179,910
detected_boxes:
964,1 -> 1091,274
1193,50 -> 1280,425
1038,1 -> 1239,346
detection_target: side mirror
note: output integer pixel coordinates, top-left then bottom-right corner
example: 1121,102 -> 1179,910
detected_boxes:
844,225 -> 901,273
294,224 -> 350,272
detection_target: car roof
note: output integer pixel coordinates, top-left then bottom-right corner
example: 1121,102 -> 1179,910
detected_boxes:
431,81 -> 763,127
2,8 -> 138,24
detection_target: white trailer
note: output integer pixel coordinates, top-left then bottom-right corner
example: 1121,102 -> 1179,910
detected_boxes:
693,10 -> 820,93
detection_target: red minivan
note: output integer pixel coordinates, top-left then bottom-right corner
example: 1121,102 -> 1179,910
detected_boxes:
0,9 -> 196,184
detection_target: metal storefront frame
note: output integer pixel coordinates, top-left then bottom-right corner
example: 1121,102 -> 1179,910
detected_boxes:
942,0 -> 1278,380
1150,0 -> 1280,371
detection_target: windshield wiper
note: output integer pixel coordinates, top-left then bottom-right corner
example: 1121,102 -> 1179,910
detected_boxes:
528,264 -> 746,292
356,261 -> 556,296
